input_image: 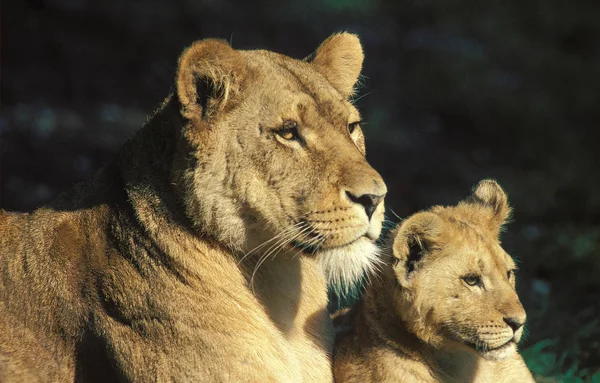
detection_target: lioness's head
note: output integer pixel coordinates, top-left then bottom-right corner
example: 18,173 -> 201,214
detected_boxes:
171,33 -> 386,289
389,180 -> 526,361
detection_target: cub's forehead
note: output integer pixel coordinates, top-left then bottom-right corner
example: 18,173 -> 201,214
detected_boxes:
438,225 -> 515,271
241,50 -> 360,121
460,240 -> 515,273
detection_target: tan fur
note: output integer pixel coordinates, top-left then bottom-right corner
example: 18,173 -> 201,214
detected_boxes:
0,33 -> 387,382
334,180 -> 534,383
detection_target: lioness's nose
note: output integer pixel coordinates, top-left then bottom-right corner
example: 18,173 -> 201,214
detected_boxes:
503,316 -> 525,333
345,191 -> 384,220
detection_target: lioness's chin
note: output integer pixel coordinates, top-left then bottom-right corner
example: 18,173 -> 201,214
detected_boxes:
475,341 -> 517,362
317,237 -> 381,295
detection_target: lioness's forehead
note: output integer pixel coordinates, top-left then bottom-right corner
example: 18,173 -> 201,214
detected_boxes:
242,50 -> 360,121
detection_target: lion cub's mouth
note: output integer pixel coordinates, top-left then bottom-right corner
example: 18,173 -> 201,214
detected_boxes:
464,339 -> 517,361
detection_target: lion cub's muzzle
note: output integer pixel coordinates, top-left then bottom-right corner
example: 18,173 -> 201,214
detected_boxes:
457,311 -> 526,361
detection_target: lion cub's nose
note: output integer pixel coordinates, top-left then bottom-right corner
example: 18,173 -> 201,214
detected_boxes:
345,192 -> 384,220
503,316 -> 525,333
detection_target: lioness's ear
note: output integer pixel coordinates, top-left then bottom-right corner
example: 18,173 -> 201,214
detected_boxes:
391,212 -> 443,286
463,179 -> 512,236
309,32 -> 364,98
176,39 -> 246,122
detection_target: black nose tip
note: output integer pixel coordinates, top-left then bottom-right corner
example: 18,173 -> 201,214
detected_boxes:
346,192 -> 384,220
503,317 -> 525,332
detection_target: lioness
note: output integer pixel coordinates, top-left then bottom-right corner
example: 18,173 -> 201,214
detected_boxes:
0,33 -> 386,382
334,180 -> 534,383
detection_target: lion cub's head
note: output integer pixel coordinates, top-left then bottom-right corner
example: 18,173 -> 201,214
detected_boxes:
389,180 -> 526,361
170,33 -> 386,289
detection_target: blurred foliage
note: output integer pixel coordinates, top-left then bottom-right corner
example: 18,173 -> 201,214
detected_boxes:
2,0 -> 599,379
523,340 -> 600,382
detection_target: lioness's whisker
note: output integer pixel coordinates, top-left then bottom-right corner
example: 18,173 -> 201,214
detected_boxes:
261,226 -> 307,262
249,223 -> 312,292
238,222 -> 303,265
388,208 -> 403,221
290,224 -> 326,259
261,223 -> 309,260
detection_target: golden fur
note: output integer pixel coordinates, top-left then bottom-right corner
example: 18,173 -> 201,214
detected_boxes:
0,33 -> 387,382
334,180 -> 534,383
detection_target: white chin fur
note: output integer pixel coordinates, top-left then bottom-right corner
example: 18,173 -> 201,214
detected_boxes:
480,342 -> 517,361
318,238 -> 382,295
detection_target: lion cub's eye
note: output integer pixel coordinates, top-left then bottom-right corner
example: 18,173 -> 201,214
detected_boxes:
348,121 -> 361,134
507,269 -> 516,280
276,121 -> 301,141
462,274 -> 482,287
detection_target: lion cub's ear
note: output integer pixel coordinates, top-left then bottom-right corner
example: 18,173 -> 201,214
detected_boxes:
176,39 -> 247,122
391,212 -> 443,287
463,179 -> 512,236
309,32 -> 364,98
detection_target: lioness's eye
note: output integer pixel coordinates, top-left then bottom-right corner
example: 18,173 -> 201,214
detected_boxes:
462,274 -> 482,287
348,121 -> 361,134
276,121 -> 301,141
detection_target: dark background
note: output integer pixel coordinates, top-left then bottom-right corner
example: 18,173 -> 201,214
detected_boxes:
2,0 -> 599,380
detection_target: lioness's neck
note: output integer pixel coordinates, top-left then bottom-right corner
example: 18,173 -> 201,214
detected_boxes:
60,94 -> 333,354
109,95 -> 331,323
244,253 -> 329,324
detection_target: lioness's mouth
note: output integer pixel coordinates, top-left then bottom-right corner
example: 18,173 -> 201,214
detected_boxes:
291,240 -> 322,254
331,234 -> 368,249
291,233 -> 368,255
290,218 -> 372,254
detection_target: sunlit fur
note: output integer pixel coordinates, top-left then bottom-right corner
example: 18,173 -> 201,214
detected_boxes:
0,33 -> 385,382
174,35 -> 387,290
334,180 -> 535,383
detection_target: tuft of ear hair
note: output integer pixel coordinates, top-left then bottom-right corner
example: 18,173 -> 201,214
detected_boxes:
309,32 -> 364,98
391,212 -> 443,285
176,39 -> 247,122
463,179 -> 512,236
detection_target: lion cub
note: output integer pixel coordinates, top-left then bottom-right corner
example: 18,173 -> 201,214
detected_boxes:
334,180 -> 535,383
